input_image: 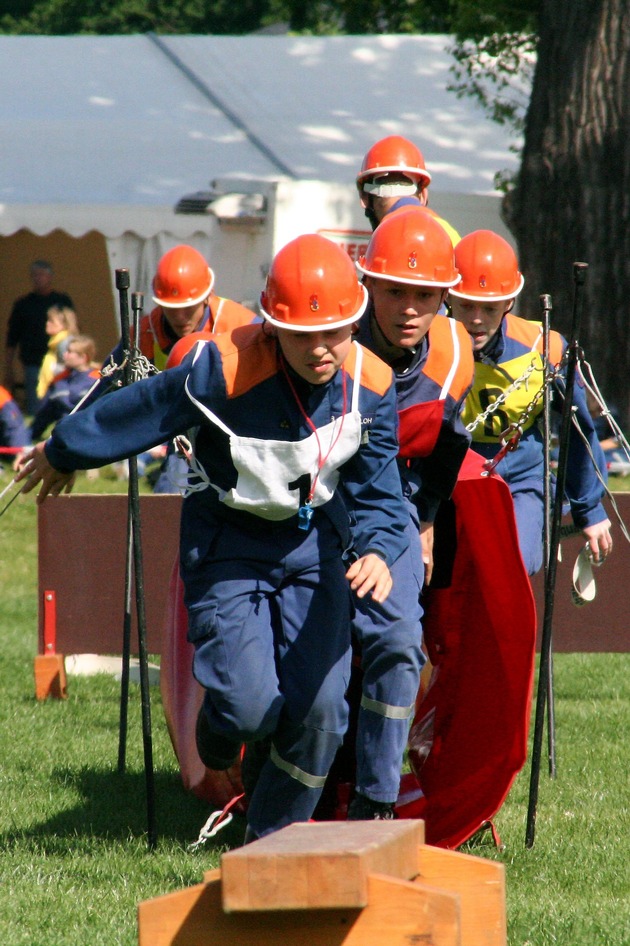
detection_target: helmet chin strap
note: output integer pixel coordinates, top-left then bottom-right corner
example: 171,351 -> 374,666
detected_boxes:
363,200 -> 379,232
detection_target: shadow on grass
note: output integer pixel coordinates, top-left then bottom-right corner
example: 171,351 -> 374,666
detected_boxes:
2,765 -> 246,853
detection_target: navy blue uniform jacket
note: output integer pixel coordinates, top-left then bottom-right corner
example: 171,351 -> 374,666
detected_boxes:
44,324 -> 409,570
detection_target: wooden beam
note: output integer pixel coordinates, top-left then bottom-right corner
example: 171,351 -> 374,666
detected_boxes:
220,820 -> 423,911
137,823 -> 508,946
138,872 -> 461,946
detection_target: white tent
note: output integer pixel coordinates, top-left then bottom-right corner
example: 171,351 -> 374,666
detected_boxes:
1,34 -> 522,354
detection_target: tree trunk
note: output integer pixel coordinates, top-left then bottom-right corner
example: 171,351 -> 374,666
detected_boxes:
505,0 -> 630,425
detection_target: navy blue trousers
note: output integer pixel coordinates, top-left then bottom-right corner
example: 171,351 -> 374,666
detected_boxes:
183,514 -> 352,837
351,509 -> 424,802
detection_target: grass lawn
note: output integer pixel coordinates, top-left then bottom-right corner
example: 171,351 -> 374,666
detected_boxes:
1,467 -> 628,945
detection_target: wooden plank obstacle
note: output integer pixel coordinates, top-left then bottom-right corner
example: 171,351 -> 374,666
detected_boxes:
137,820 -> 507,946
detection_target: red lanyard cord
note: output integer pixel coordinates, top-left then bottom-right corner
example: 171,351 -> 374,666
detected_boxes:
280,356 -> 348,504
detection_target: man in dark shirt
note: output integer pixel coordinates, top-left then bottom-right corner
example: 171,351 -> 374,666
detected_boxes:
4,260 -> 73,414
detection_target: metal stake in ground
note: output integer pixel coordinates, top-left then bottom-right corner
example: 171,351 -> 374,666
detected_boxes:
117,269 -> 133,774
526,262 -> 588,848
130,290 -> 157,849
540,293 -> 557,779
118,288 -> 143,774
115,269 -> 157,849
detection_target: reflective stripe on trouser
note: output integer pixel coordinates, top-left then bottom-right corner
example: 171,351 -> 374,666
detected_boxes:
246,724 -> 345,837
184,514 -> 352,837
360,694 -> 415,719
352,512 -> 424,802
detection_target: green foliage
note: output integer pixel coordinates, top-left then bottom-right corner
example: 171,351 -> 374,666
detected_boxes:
1,0 -> 217,35
448,29 -> 537,192
449,31 -> 536,130
322,0 -> 453,35
0,0 -> 460,37
446,1 -> 541,192
450,0 -> 541,41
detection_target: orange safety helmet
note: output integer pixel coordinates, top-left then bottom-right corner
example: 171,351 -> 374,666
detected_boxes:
450,230 -> 524,301
356,207 -> 460,287
357,135 -> 432,194
152,245 -> 215,308
260,234 -> 368,332
165,331 -> 211,369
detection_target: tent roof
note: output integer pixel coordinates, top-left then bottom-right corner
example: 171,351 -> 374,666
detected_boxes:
0,34 -> 521,237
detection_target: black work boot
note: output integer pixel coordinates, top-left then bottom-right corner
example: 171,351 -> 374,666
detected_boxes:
195,707 -> 241,771
347,792 -> 396,820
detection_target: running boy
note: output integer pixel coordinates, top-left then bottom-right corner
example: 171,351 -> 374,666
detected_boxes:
84,244 -> 255,492
356,135 -> 460,245
342,206 -> 474,819
18,234 -> 409,840
448,229 -> 612,574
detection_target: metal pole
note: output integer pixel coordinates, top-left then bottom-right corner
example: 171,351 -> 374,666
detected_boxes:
540,294 -> 557,779
129,290 -> 157,850
114,271 -> 157,849
526,262 -> 588,847
117,269 -> 132,774
117,290 -> 145,773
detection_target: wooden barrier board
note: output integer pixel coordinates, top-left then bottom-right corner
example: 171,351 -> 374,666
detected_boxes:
37,493 -> 181,656
37,492 -> 630,657
530,493 -> 630,652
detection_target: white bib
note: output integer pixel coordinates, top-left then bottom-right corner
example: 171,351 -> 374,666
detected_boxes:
183,343 -> 364,521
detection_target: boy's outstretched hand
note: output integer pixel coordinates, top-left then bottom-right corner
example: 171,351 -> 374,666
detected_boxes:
14,442 -> 76,503
346,553 -> 393,603
582,518 -> 613,564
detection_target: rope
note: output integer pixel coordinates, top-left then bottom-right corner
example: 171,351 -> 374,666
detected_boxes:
580,357 -> 630,460
552,379 -> 630,546
0,478 -> 22,519
471,346 -> 630,546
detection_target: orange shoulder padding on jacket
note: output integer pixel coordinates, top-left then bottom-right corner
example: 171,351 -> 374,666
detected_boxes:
423,316 -> 474,400
504,313 -> 564,365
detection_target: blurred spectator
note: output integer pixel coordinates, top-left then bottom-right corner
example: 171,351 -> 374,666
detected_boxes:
0,384 -> 30,473
4,260 -> 73,414
30,335 -> 99,441
37,305 -> 80,401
